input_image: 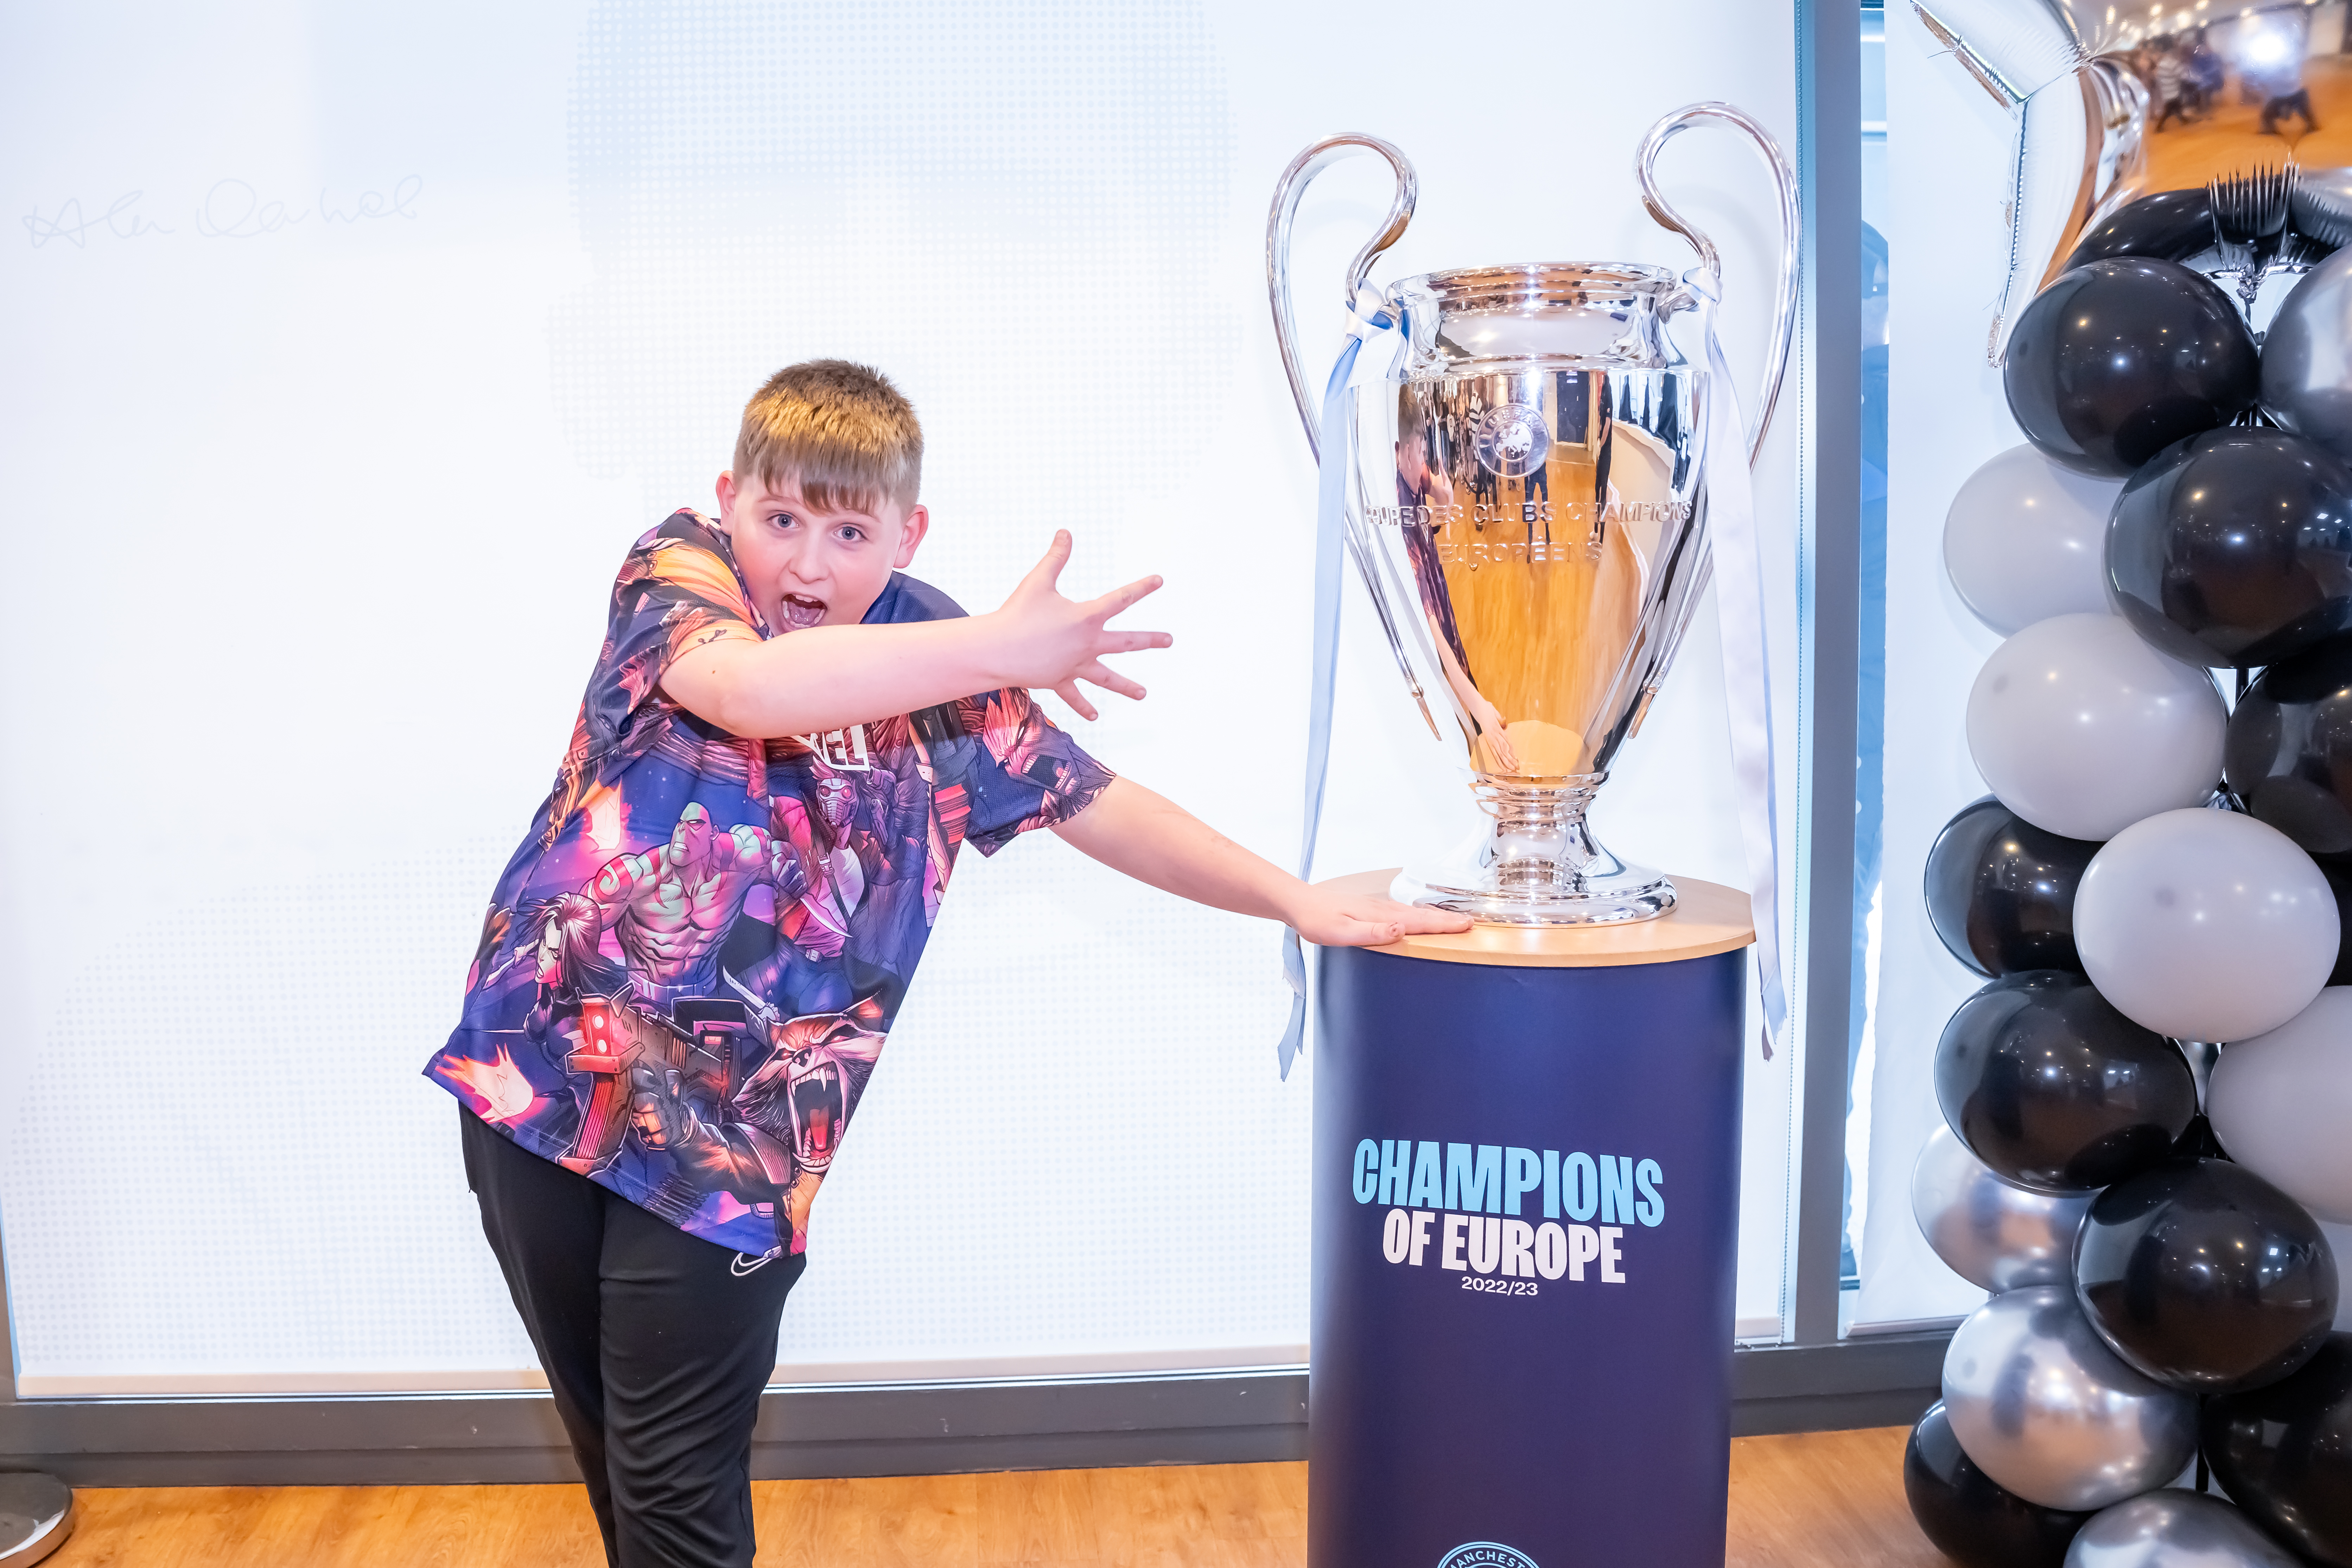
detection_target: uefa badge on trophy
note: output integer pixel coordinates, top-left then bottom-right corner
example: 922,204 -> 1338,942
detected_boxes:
1269,103 -> 1799,929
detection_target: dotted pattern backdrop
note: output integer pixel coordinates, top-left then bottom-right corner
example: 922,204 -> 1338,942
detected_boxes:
4,0 -> 1293,1394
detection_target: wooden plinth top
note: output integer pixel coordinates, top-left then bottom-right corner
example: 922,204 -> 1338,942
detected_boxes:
1316,869 -> 1755,969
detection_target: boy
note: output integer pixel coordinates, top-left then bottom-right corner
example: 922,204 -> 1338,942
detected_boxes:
427,360 -> 1464,1567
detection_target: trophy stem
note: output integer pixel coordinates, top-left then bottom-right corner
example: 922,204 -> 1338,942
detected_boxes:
1394,773 -> 1677,927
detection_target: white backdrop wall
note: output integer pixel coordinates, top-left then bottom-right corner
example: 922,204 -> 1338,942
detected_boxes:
1850,5 -> 2025,1332
0,0 -> 1799,1395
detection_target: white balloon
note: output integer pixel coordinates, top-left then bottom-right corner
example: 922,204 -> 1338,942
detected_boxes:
2211,989 -> 2352,1225
1945,445 -> 2121,634
2075,810 -> 2340,1042
1966,614 -> 2226,841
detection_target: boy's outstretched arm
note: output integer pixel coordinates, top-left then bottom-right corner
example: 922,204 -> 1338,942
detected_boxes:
664,533 -> 1168,740
1051,777 -> 1474,947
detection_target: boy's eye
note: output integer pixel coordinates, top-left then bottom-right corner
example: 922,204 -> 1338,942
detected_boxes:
768,512 -> 796,529
835,524 -> 866,543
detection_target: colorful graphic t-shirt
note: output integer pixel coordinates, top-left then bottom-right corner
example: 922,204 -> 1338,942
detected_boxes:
426,511 -> 1113,1257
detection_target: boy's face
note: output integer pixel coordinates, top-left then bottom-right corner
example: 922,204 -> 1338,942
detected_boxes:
714,470 -> 928,632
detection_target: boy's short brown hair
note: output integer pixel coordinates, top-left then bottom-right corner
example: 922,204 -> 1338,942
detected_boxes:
733,360 -> 922,514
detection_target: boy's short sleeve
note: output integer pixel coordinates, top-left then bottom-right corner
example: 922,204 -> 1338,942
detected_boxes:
583,515 -> 763,750
956,687 -> 1116,856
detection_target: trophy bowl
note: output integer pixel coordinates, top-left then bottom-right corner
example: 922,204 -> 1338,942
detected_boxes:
1270,106 -> 1797,925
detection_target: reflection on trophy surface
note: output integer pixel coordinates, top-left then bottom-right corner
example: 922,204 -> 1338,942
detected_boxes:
1270,108 -> 1796,926
1372,272 -> 1709,923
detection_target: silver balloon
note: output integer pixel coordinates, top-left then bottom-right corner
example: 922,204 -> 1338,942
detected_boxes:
1909,0 -> 2352,361
1913,1122 -> 2094,1292
2293,166 -> 2352,253
1905,0 -> 2139,360
1944,1286 -> 2199,1511
2066,1490 -> 2303,1568
2260,245 -> 2352,465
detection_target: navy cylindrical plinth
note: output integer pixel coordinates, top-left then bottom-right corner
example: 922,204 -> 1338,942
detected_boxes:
1310,885 -> 1749,1568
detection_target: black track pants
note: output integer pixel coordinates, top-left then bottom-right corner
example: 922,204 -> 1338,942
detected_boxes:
460,1107 -> 805,1568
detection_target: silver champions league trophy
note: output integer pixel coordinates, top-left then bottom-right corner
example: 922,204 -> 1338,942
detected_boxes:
1268,104 -> 1799,927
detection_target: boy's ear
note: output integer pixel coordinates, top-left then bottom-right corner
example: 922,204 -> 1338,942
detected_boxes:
892,504 -> 929,569
714,470 -> 739,529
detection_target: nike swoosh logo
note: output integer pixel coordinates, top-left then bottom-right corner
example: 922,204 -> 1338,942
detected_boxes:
730,1252 -> 777,1276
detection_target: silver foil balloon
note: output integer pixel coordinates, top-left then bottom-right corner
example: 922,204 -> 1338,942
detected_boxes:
1914,1122 -> 2095,1293
1907,0 -> 2138,360
2295,166 -> 2352,252
1908,0 -> 2351,359
2261,245 -> 2352,465
2066,1491 -> 2303,1568
1944,1286 -> 2199,1512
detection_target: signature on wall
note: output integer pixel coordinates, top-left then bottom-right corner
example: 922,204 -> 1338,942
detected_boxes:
23,176 -> 423,248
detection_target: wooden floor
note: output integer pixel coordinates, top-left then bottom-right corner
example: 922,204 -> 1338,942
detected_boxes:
2137,55 -> 2352,193
32,1427 -> 1943,1568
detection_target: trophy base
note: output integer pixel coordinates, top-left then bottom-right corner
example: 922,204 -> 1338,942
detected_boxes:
1393,864 -> 1678,927
1395,773 -> 1678,927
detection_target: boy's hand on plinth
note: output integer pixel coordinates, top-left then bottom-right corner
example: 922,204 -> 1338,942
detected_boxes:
1286,888 -> 1474,948
990,531 -> 1171,720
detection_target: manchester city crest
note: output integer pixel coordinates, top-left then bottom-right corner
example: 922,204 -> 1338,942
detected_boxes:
1437,1544 -> 1540,1568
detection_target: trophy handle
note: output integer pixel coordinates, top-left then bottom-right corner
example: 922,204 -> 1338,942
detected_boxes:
1265,134 -> 1442,742
1265,133 -> 1417,458
1636,102 -> 1799,464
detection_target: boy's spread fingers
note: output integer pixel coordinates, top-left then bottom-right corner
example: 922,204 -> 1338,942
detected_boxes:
1054,680 -> 1099,720
1026,531 -> 1074,589
1104,574 -> 1165,611
1085,664 -> 1146,701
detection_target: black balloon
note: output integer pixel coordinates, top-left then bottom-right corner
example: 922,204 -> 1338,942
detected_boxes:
2075,1157 -> 2338,1394
1904,1401 -> 2094,1568
2204,1333 -> 2352,1568
2225,636 -> 2352,858
1935,971 -> 2197,1193
2062,188 -> 2217,271
1924,796 -> 2099,978
2109,429 -> 2352,668
2004,259 -> 2258,478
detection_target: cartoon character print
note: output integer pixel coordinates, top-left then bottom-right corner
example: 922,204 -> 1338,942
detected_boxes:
619,996 -> 887,1256
527,802 -> 777,1025
428,516 -> 1114,1259
969,689 -> 1092,838
543,531 -> 767,851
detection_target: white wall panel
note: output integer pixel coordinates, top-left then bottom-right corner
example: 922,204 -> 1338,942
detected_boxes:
1850,4 -> 2024,1331
0,0 -> 1797,1394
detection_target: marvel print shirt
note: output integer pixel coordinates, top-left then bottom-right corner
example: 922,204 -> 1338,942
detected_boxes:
427,511 -> 1113,1258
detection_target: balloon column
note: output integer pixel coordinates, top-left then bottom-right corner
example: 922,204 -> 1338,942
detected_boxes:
1906,171 -> 2352,1568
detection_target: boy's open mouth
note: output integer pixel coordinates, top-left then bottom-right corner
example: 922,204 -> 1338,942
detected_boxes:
778,593 -> 826,631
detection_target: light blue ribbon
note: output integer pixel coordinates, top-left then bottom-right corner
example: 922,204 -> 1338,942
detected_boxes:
1682,264 -> 1790,1052
1278,293 -> 1399,1079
